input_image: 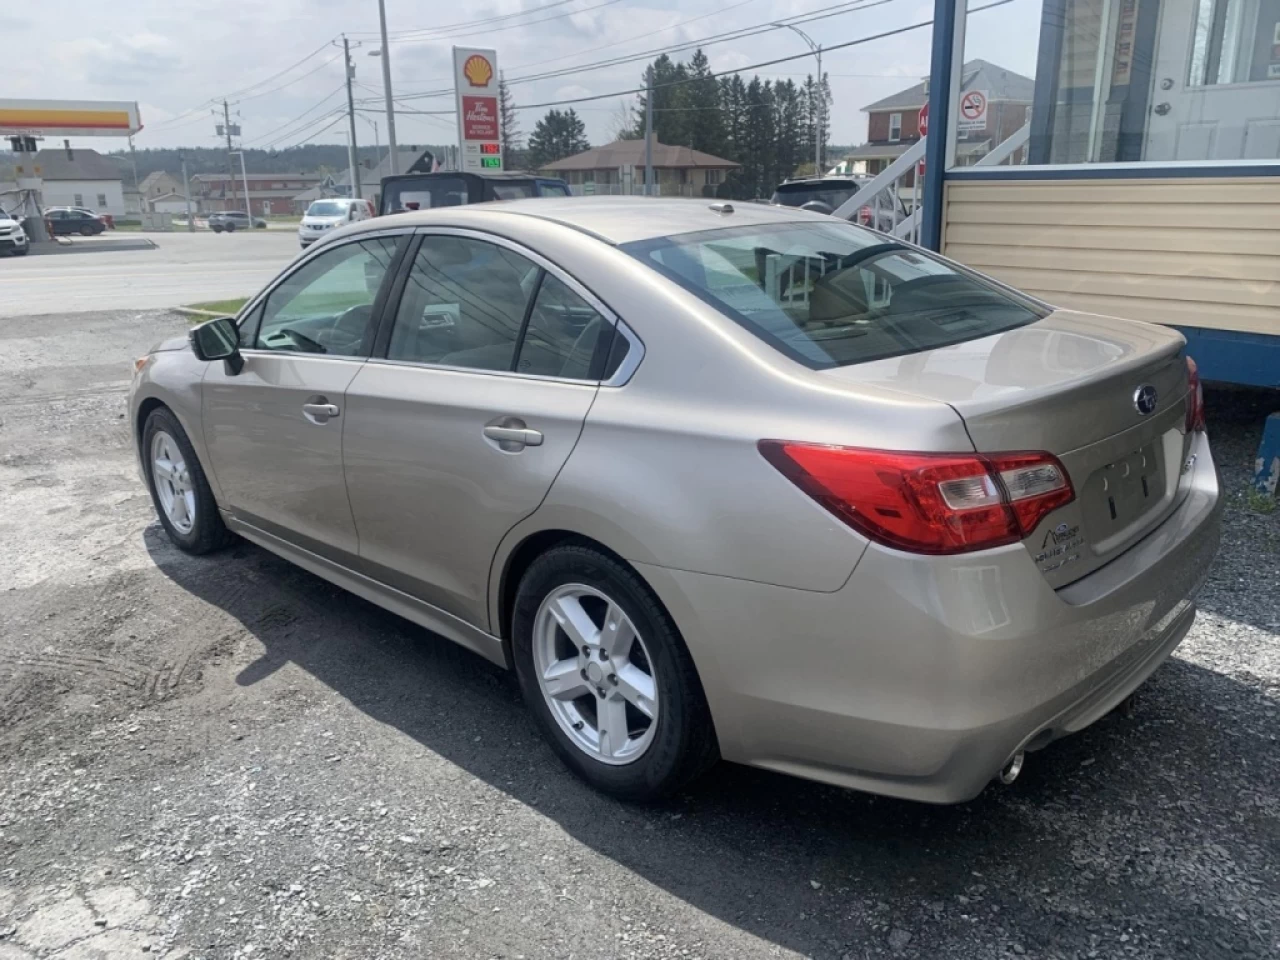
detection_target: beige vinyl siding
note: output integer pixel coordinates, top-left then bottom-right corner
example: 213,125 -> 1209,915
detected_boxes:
942,177 -> 1280,336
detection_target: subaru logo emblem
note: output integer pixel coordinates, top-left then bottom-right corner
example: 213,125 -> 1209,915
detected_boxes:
1133,384 -> 1158,416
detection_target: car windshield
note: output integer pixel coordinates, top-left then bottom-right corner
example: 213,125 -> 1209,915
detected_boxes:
307,201 -> 347,217
624,221 -> 1048,370
771,182 -> 865,210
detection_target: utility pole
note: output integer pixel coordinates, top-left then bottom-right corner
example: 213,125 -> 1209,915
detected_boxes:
815,45 -> 824,174
341,36 -> 363,200
221,100 -> 236,211
774,23 -> 824,175
237,151 -> 252,222
377,0 -> 399,175
644,66 -> 654,197
180,152 -> 194,231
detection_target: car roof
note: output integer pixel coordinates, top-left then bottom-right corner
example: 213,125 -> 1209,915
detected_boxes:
358,196 -> 829,246
777,176 -> 871,187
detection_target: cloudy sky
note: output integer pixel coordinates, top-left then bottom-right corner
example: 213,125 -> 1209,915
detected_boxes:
2,0 -> 1042,154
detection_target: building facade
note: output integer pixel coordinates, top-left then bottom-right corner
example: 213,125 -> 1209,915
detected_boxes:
32,148 -> 126,217
840,60 -> 1033,184
539,138 -> 739,196
191,172 -> 324,215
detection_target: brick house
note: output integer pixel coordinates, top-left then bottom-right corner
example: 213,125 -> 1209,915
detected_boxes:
191,172 -> 325,215
839,60 -> 1033,185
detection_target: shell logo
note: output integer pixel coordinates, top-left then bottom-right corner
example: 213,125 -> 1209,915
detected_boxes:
463,54 -> 494,88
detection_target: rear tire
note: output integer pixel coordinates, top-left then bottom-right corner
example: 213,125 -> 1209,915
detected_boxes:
225,222 -> 236,233
512,544 -> 718,801
211,225 -> 223,233
79,225 -> 94,236
142,407 -> 233,555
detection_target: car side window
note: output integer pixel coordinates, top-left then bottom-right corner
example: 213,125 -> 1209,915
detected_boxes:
517,274 -> 608,379
386,236 -> 537,372
256,237 -> 399,357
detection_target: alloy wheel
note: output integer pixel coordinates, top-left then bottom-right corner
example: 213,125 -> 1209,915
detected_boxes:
532,583 -> 659,764
151,430 -> 196,534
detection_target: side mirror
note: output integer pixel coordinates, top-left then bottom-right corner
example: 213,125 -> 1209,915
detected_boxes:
190,316 -> 244,375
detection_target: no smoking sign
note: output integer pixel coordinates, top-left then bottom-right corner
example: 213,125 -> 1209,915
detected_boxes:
959,90 -> 988,131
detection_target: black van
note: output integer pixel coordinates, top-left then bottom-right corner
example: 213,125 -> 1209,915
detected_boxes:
377,172 -> 571,216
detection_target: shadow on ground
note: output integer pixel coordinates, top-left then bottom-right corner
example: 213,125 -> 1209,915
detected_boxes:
145,517 -> 1278,959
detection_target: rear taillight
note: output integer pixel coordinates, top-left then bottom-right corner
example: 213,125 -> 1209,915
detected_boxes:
759,442 -> 1074,555
1185,356 -> 1206,433
857,206 -> 873,225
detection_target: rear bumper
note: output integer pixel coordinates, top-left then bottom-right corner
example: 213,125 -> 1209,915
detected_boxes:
640,431 -> 1222,803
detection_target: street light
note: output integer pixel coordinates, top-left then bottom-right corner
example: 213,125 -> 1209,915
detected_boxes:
773,22 -> 824,176
373,0 -> 399,176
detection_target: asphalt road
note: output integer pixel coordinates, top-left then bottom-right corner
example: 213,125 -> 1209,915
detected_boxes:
0,232 -> 299,316
0,309 -> 1277,960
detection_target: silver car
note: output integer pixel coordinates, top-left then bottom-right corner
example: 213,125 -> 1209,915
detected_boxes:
129,198 -> 1221,803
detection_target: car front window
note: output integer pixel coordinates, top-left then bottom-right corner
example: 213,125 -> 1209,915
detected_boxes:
624,221 -> 1047,370
307,201 -> 346,217
255,237 -> 401,357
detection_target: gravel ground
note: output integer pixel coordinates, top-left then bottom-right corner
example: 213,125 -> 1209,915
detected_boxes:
0,309 -> 1277,960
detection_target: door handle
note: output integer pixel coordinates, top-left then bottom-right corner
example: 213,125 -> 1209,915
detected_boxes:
302,401 -> 340,424
483,424 -> 544,448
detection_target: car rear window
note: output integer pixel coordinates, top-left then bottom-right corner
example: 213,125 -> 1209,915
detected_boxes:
384,177 -> 468,211
771,182 -> 863,209
623,221 -> 1048,370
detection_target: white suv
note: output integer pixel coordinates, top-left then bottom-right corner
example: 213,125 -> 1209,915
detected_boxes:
298,198 -> 374,249
0,210 -> 29,256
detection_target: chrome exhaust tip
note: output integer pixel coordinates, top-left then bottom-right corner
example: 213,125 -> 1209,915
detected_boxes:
997,752 -> 1025,785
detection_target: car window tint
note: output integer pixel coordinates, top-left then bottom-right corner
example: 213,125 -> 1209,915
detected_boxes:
491,183 -> 534,200
387,236 -> 537,372
256,237 -> 399,357
517,274 -> 607,379
626,222 -> 1047,370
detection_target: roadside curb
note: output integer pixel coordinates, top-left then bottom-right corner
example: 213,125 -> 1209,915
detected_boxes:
29,237 -> 158,256
172,306 -> 224,319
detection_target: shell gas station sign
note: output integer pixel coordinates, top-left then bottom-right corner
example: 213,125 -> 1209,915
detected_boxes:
453,48 -> 502,173
0,99 -> 142,138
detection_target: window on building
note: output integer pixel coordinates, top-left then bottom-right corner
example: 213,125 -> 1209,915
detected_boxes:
953,0 -> 1280,168
889,113 -> 902,141
706,168 -> 723,185
73,194 -> 84,207
97,194 -> 108,208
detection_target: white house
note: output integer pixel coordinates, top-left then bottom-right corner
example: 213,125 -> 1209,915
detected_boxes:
34,148 -> 127,218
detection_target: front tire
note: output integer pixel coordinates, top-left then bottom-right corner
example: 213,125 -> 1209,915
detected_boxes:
210,225 -> 223,233
142,407 -> 232,555
225,222 -> 236,233
512,544 -> 718,801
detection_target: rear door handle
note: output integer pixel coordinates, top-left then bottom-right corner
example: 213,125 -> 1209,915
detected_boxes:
302,401 -> 340,424
483,424 -> 544,448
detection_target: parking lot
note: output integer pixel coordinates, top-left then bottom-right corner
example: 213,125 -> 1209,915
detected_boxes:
0,277 -> 1277,955
0,231 -> 299,317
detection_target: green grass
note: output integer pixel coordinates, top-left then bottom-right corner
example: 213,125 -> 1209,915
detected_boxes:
185,297 -> 248,316
1247,488 -> 1278,515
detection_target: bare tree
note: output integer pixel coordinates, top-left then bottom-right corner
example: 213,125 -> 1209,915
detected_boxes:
610,99 -> 636,142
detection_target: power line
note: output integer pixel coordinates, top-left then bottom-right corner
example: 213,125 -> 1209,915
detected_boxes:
349,0 -> 589,40
365,0 -> 900,103
380,0 -> 1014,116
243,84 -> 347,146
378,0 -> 629,46
217,39 -> 338,102
235,53 -> 345,104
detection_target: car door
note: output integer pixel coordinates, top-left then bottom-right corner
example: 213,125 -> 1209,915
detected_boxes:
342,229 -> 624,629
202,233 -> 406,564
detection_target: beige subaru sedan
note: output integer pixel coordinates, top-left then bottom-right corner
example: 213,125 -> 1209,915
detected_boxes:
129,198 -> 1221,803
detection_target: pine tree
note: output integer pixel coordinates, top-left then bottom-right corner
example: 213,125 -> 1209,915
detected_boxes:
498,72 -> 521,169
526,109 -> 590,169
685,49 -> 726,158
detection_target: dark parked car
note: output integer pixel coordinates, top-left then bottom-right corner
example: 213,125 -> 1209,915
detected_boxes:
771,176 -> 908,233
45,207 -> 107,236
378,171 -> 571,216
208,211 -> 267,232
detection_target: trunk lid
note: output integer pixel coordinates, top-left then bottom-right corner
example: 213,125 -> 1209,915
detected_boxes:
822,310 -> 1193,585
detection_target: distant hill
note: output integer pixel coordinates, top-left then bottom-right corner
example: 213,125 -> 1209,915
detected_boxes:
0,143 -> 453,184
